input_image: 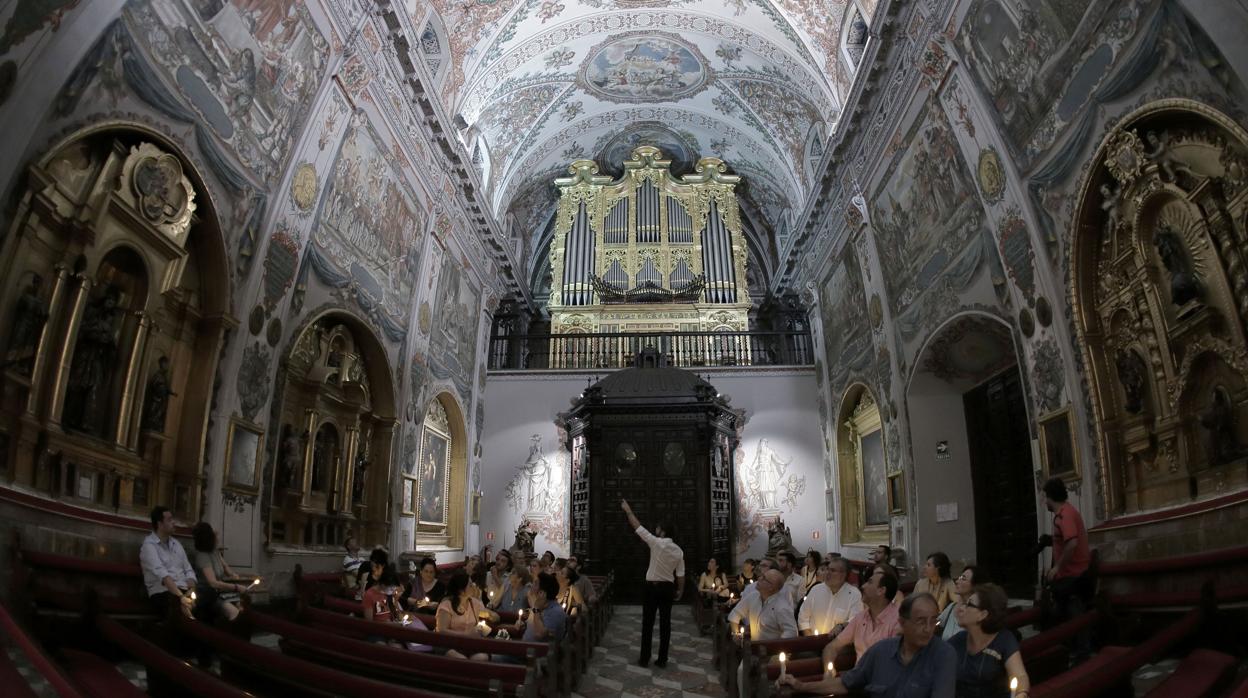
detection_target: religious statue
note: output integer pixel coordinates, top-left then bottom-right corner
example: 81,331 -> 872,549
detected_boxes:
511,520 -> 536,556
751,438 -> 790,511
1154,226 -> 1202,306
1143,131 -> 1195,184
1114,349 -> 1147,414
522,434 -> 551,514
1199,387 -> 1244,466
352,448 -> 369,504
277,427 -> 305,490
766,518 -> 794,560
141,356 -> 177,432
3,274 -> 48,376
1099,183 -> 1122,241
64,285 -> 122,435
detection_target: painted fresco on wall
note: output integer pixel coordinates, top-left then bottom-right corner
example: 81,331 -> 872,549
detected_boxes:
956,0 -> 1086,156
428,252 -> 480,401
820,248 -> 869,385
311,121 -> 425,334
0,0 -> 84,104
871,99 -> 985,315
124,0 -> 328,181
734,435 -> 807,555
502,434 -> 569,549
578,32 -> 710,103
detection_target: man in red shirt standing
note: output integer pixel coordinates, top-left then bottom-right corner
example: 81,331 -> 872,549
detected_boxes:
1043,477 -> 1092,659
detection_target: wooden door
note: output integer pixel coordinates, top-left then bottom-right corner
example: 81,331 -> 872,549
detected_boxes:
964,369 -> 1038,597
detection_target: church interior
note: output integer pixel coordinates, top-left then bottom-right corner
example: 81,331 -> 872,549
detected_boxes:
1,0 -> 1247,695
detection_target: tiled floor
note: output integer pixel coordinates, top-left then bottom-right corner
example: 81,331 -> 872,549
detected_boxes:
574,604 -> 726,698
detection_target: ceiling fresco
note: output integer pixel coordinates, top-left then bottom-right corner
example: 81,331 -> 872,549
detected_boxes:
403,0 -> 872,288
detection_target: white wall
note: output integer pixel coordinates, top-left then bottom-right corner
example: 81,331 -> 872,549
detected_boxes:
906,373 -> 978,567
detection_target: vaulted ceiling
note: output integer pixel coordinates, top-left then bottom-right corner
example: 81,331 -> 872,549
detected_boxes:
403,0 -> 877,300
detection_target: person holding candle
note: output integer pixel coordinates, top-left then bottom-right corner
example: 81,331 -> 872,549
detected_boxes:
736,558 -> 757,591
947,584 -> 1029,698
493,565 -> 531,613
820,567 -> 901,672
404,556 -> 446,610
553,560 -> 585,614
698,556 -> 730,597
435,570 -> 492,660
621,498 -> 685,669
518,572 -> 567,644
191,521 -> 258,622
140,506 -> 197,620
779,593 -> 955,697
799,557 -> 863,637
486,549 -> 513,599
727,568 -> 797,698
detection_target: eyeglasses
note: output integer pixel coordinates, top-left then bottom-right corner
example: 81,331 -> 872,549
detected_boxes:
960,599 -> 983,610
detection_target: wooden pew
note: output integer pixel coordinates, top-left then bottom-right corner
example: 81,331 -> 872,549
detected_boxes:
88,613 -> 249,698
12,539 -> 153,622
295,605 -> 560,698
172,611 -> 452,697
1143,648 -> 1238,697
1031,607 -> 1203,698
247,609 -> 539,697
0,600 -> 85,698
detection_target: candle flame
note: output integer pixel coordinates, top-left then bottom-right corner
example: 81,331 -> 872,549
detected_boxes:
189,591 -> 196,601
1010,677 -> 1019,690
778,652 -> 786,663
251,578 -> 261,587
827,662 -> 834,674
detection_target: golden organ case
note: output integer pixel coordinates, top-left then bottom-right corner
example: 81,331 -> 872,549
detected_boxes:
548,147 -> 751,342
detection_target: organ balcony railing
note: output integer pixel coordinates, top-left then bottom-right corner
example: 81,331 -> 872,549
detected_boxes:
487,330 -> 814,370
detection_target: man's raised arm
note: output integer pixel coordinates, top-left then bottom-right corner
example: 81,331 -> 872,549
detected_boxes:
621,499 -> 642,531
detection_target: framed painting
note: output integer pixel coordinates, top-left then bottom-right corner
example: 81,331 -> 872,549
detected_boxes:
417,428 -> 450,525
859,428 -> 889,526
888,472 -> 906,515
225,418 -> 264,494
402,478 -> 415,515
1039,406 -> 1080,483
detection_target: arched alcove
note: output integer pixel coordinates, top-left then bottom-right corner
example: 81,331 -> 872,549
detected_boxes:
0,124 -> 230,521
405,391 -> 469,552
1070,99 -> 1248,516
268,311 -> 397,550
835,383 -> 889,551
906,312 -> 1037,594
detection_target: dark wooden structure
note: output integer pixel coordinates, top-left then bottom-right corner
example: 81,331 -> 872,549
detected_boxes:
561,348 -> 738,601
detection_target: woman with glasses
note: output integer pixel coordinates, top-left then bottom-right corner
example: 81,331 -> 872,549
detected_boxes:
949,583 -> 1030,698
936,564 -> 983,640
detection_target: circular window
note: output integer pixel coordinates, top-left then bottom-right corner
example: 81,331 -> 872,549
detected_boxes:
662,442 -> 686,475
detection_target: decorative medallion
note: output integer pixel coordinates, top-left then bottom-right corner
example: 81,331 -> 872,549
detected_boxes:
1018,308 -> 1035,338
869,294 -> 883,330
977,147 -> 1006,203
1104,131 -> 1146,184
266,318 -> 283,347
248,305 -> 266,336
290,162 -> 318,211
261,227 -> 301,311
1035,296 -> 1053,327
237,342 -> 273,422
122,144 -> 196,242
578,31 -> 711,104
418,301 -> 432,334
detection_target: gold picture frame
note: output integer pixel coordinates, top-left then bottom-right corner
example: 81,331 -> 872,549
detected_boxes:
224,417 -> 265,495
1039,406 -> 1081,484
887,472 -> 906,515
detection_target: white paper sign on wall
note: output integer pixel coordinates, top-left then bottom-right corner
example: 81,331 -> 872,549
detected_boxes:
935,502 -> 959,522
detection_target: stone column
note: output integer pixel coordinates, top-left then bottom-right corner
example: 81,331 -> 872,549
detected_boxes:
114,311 -> 151,446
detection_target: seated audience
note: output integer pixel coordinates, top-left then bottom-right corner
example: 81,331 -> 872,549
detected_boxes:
191,521 -> 257,622
698,556 -> 729,597
775,551 -> 804,607
553,560 -> 585,614
363,564 -> 403,622
540,550 -> 556,567
874,563 -> 906,606
735,558 -> 774,605
798,556 -> 863,637
726,569 -> 797,641
567,555 -> 597,604
936,565 -> 983,640
435,570 -> 493,660
822,568 -> 901,666
948,583 -> 1029,698
519,572 -> 567,643
486,549 -> 514,599
341,537 -> 365,589
736,558 -> 757,591
140,506 -> 197,619
493,566 -> 531,613
871,544 -> 891,566
781,593 -> 955,698
914,552 -> 958,611
405,556 -> 446,610
801,549 -> 822,594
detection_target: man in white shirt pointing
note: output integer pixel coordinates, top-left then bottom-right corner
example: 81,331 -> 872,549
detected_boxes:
622,498 -> 685,668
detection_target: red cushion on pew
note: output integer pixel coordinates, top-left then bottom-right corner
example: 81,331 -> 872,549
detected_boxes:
1228,678 -> 1248,698
1145,649 -> 1238,698
59,650 -> 145,698
19,550 -> 143,578
1032,646 -> 1132,698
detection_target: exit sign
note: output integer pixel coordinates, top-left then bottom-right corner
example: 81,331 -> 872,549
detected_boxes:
486,531 -> 495,541
811,531 -> 821,540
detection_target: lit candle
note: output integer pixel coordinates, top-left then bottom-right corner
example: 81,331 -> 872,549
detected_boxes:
422,596 -> 429,605
251,578 -> 261,587
826,661 -> 835,677
189,591 -> 196,601
1009,677 -> 1018,698
489,590 -> 495,599
478,620 -> 490,634
778,652 -> 787,678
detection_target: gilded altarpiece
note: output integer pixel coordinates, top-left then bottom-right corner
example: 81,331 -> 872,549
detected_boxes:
0,132 -> 228,522
548,146 -> 751,352
1074,102 -> 1248,515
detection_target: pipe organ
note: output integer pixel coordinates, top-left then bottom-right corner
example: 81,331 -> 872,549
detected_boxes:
549,146 -> 751,335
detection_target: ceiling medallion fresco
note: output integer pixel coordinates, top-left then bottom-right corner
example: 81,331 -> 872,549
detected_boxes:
577,31 -> 712,103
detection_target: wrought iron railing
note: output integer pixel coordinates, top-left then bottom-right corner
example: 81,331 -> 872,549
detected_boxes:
487,330 -> 814,370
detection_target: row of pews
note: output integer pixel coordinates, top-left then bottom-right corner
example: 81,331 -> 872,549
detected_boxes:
2,536 -> 615,697
701,548 -> 1248,697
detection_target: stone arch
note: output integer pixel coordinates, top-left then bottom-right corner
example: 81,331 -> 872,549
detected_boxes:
1070,99 -> 1248,516
905,311 -> 1037,592
407,389 -> 470,552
